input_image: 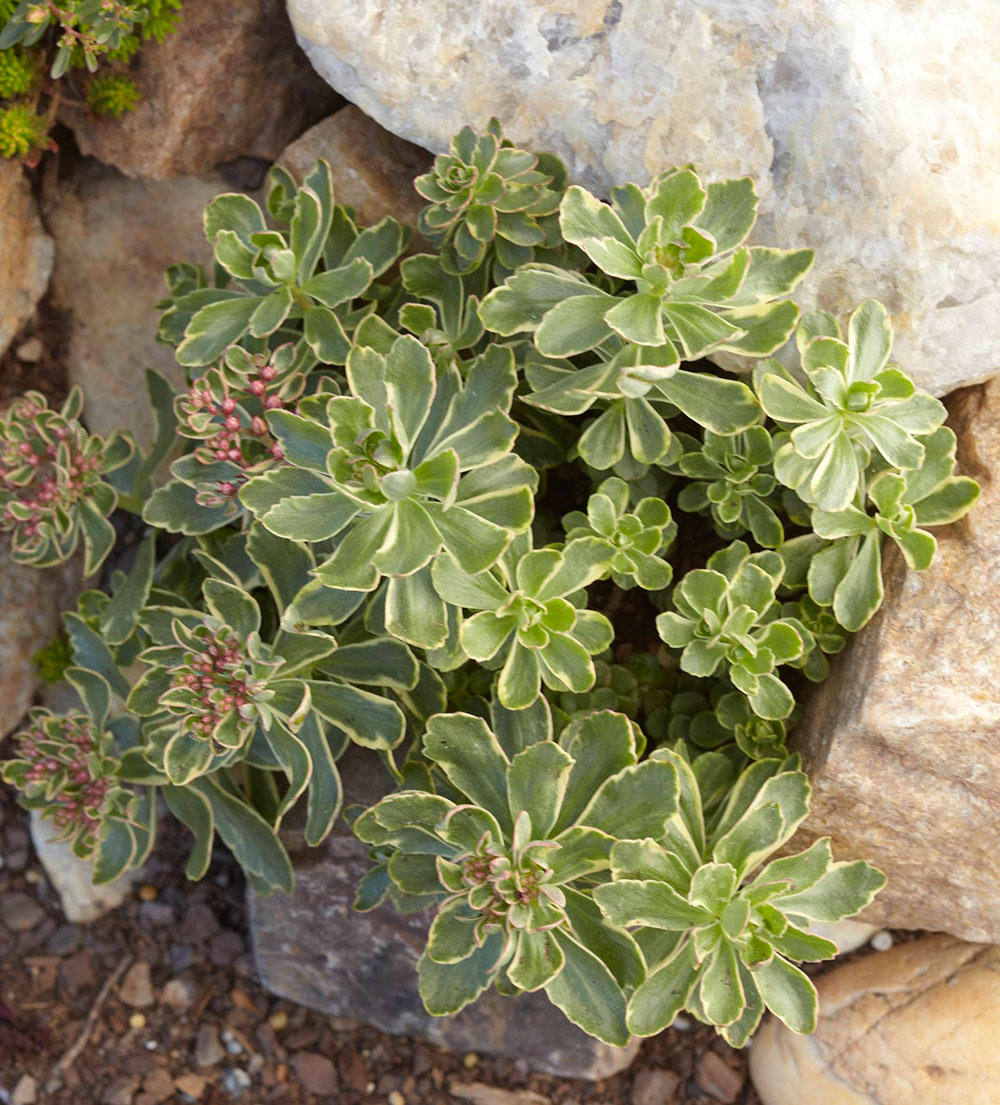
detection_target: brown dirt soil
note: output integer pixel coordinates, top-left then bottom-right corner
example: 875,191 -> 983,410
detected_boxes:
0,294 -> 70,409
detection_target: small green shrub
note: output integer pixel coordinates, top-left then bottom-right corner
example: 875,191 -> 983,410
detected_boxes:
84,71 -> 139,117
4,118 -> 978,1049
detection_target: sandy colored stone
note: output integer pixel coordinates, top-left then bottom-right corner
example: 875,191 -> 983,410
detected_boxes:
791,379 -> 1000,942
750,935 -> 1000,1105
249,749 -> 639,1080
65,0 -> 338,180
0,161 -> 53,356
0,538 -> 81,740
45,164 -> 226,450
289,0 -> 1000,397
278,105 -> 431,228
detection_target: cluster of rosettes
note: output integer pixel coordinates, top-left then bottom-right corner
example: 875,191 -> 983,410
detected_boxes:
177,345 -> 302,505
0,390 -> 107,556
171,625 -> 260,747
4,709 -> 121,855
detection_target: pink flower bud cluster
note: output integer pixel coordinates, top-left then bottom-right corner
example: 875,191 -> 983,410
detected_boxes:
0,398 -> 105,546
172,627 -> 256,746
13,712 -> 115,841
181,360 -> 287,505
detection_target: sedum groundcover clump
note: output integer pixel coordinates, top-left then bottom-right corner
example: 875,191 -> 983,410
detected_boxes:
2,120 -> 980,1047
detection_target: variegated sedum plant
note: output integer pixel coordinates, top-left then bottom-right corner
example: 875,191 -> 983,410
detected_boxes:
6,118 -> 977,1047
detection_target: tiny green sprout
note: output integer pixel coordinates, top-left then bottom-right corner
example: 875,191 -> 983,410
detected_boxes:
563,476 -> 676,590
657,542 -> 806,720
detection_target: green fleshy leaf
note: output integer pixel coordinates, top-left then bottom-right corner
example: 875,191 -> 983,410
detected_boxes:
544,931 -> 630,1047
423,714 -> 512,831
750,954 -> 818,1034
506,740 -> 573,838
509,929 -> 566,992
418,932 -> 505,1015
626,939 -> 700,1037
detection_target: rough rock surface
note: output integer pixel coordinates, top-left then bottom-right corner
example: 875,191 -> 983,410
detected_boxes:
66,0 -> 339,180
0,539 -> 81,741
0,161 -> 53,356
277,105 -> 431,228
45,164 -> 226,449
30,809 -> 139,924
248,750 -> 639,1080
288,0 -> 1000,397
791,379 -> 1000,942
750,935 -> 1000,1105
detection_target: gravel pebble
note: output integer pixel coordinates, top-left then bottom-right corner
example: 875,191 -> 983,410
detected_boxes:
631,1068 -> 680,1105
12,1074 -> 38,1105
194,1023 -> 225,1069
120,962 -> 155,1008
695,1051 -> 744,1103
161,977 -> 197,1008
293,1052 -> 339,1096
221,1068 -> 252,1098
0,890 -> 46,932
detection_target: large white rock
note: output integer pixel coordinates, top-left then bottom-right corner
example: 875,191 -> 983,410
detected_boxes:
288,0 -> 1000,397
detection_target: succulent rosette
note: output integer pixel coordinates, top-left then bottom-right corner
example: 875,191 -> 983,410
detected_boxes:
0,387 -> 133,573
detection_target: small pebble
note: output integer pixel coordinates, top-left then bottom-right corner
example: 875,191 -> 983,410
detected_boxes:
194,1024 -> 225,1068
221,1028 -> 244,1055
139,884 -> 158,901
388,1092 -> 406,1105
871,930 -> 894,951
671,1014 -> 693,1031
161,977 -> 196,1009
144,1040 -> 158,1050
463,1053 -> 479,1068
0,891 -> 45,932
631,1068 -> 680,1105
221,1069 -> 252,1098
120,961 -> 155,1008
16,337 -> 43,362
174,1073 -> 206,1100
267,1009 -> 288,1032
129,1013 -> 147,1030
12,1073 -> 38,1105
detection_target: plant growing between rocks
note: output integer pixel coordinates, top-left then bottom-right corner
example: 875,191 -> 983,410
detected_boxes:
0,0 -> 183,162
5,118 -> 977,1048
